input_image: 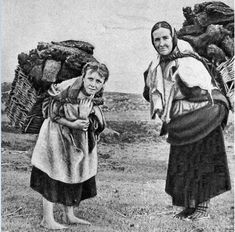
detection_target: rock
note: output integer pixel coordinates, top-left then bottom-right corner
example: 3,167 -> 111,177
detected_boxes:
177,24 -> 204,36
221,35 -> 234,58
29,49 -> 40,60
65,53 -> 97,71
195,11 -> 234,27
178,1 -> 234,71
29,64 -> 43,84
225,22 -> 234,37
205,2 -> 234,16
37,42 -> 51,51
194,2 -> 214,14
182,6 -> 195,26
17,53 -> 34,75
207,44 -> 227,66
194,1 -> 233,15
21,63 -> 33,75
181,24 -> 231,57
38,44 -> 72,61
101,128 -> 120,137
182,2 -> 234,27
38,44 -> 94,62
18,52 -> 29,65
57,63 -> 81,81
42,59 -> 61,83
51,40 -> 94,55
9,39 -> 100,133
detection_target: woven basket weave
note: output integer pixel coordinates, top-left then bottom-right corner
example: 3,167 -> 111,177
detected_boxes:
216,56 -> 234,111
217,57 -> 234,96
7,66 -> 45,133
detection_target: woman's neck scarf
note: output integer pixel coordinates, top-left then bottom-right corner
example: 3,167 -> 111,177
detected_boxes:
150,22 -> 227,96
150,21 -> 208,64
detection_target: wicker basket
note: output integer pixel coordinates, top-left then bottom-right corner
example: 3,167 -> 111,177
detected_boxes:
7,66 -> 45,133
217,56 -> 234,111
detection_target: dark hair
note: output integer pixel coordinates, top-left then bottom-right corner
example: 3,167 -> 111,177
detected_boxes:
151,21 -> 173,36
82,61 -> 109,83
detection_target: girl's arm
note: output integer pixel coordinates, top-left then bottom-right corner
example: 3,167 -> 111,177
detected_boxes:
56,117 -> 90,131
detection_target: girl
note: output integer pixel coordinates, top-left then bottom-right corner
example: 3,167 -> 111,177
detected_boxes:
143,21 -> 231,221
30,61 -> 109,229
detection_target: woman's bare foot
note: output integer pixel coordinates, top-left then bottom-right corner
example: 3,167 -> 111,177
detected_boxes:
40,218 -> 68,230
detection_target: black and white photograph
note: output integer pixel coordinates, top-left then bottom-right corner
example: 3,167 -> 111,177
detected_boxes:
1,0 -> 234,231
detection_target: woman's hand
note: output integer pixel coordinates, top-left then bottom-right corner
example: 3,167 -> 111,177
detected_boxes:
72,119 -> 90,131
79,98 -> 93,119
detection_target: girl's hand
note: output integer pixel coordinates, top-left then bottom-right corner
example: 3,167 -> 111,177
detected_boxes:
79,98 -> 93,119
72,119 -> 90,131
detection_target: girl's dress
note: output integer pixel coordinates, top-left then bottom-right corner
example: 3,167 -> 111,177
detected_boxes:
30,77 -> 105,206
144,39 -> 231,208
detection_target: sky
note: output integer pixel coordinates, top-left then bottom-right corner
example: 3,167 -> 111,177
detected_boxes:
1,0 -> 234,93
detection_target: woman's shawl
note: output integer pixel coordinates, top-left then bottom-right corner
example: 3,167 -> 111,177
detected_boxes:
144,39 -> 216,122
167,89 -> 229,145
31,77 -> 105,184
143,39 -> 229,144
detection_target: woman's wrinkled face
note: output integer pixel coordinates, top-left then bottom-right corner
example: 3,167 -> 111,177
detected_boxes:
152,27 -> 173,56
83,69 -> 105,96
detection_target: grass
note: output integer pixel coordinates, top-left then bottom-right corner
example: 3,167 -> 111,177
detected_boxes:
1,110 -> 234,232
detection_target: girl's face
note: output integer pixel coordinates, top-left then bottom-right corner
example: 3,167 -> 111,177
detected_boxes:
83,69 -> 105,96
152,27 -> 173,56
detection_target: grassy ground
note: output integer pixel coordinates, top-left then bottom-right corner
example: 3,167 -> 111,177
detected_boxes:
1,110 -> 234,232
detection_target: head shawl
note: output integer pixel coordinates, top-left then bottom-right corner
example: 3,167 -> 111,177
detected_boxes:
151,21 -> 178,55
150,21 -> 210,65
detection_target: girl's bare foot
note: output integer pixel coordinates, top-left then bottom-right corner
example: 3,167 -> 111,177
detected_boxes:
40,218 -> 68,230
41,198 -> 68,229
64,206 -> 91,225
65,215 -> 91,225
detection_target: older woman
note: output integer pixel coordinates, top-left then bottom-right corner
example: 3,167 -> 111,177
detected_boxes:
143,21 -> 231,221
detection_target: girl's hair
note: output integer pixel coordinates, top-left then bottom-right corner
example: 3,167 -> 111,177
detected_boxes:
82,61 -> 109,82
151,21 -> 177,53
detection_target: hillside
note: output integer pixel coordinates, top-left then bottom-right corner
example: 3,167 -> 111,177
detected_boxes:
1,82 -> 150,113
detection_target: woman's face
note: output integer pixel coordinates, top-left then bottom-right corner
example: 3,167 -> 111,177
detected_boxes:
83,69 -> 105,96
152,27 -> 173,56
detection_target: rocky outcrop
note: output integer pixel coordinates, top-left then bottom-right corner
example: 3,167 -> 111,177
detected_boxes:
17,40 -> 96,91
7,40 -> 98,133
178,1 -> 234,66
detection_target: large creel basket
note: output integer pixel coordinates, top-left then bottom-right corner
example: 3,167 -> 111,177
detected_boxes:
217,56 -> 234,111
6,66 -> 45,133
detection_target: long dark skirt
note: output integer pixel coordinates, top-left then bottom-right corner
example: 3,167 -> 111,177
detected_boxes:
165,126 -> 231,208
30,166 -> 97,206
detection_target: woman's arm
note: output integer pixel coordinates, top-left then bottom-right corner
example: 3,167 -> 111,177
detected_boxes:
143,68 -> 150,102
